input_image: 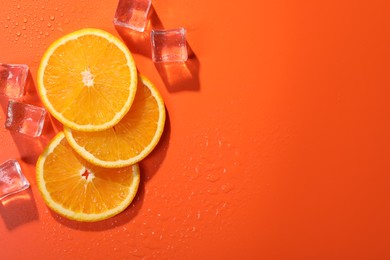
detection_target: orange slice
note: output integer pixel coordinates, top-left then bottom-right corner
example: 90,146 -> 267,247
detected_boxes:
64,75 -> 166,168
36,132 -> 140,222
37,28 -> 137,131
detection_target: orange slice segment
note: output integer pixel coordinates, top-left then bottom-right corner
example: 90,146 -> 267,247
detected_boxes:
37,28 -> 137,131
64,75 -> 166,168
36,132 -> 140,222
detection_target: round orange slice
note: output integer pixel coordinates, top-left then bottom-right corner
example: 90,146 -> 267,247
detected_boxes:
64,75 -> 166,168
37,28 -> 137,131
36,132 -> 140,222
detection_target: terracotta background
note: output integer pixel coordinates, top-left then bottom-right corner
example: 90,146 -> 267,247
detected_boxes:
1,0 -> 390,259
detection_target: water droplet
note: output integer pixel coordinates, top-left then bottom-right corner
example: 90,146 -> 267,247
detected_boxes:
42,10 -> 45,14
15,22 -> 19,26
221,183 -> 234,193
45,32 -> 49,36
16,31 -> 21,36
23,18 -> 28,23
50,15 -> 55,20
206,173 -> 220,182
40,17 -> 44,21
55,7 -> 58,11
6,16 -> 10,20
17,4 -> 20,9
5,24 -> 8,28
47,22 -> 52,27
22,26 -> 26,30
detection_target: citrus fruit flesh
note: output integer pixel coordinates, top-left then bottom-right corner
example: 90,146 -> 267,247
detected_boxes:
64,75 -> 166,168
36,132 -> 140,222
37,28 -> 137,132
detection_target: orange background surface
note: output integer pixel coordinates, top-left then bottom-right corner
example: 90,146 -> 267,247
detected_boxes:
1,0 -> 390,259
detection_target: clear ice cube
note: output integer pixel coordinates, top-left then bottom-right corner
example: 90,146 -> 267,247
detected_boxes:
0,159 -> 30,200
151,28 -> 188,63
114,0 -> 152,32
5,100 -> 47,137
0,63 -> 29,99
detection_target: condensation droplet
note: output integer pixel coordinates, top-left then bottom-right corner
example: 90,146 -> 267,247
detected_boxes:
47,22 -> 52,27
50,15 -> 55,20
5,24 -> 8,28
206,173 -> 220,183
15,22 -> 19,26
6,16 -> 10,20
40,17 -> 44,21
23,18 -> 28,23
16,31 -> 21,36
22,26 -> 26,30
45,32 -> 49,36
221,183 -> 234,193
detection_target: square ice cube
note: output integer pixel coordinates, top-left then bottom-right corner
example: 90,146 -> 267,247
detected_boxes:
0,159 -> 30,200
5,100 -> 47,137
151,28 -> 188,63
113,0 -> 152,32
0,63 -> 29,99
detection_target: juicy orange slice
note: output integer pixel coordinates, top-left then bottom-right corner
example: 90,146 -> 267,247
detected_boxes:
36,132 -> 140,222
64,75 -> 166,168
37,28 -> 137,131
